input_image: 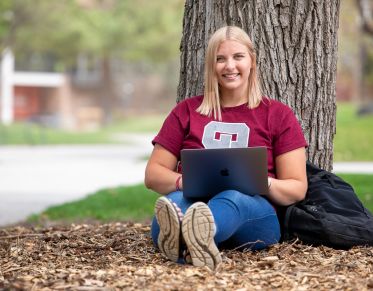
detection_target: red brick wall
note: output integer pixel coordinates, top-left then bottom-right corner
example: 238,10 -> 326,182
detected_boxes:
14,86 -> 41,120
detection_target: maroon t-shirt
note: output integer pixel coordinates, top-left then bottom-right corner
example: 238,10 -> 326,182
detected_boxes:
153,95 -> 307,178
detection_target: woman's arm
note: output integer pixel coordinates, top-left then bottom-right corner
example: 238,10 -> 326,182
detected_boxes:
144,144 -> 182,195
266,147 -> 307,206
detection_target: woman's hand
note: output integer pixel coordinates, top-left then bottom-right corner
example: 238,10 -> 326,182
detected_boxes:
176,175 -> 183,191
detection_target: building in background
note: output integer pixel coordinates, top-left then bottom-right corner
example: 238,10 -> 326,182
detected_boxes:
0,50 -> 175,131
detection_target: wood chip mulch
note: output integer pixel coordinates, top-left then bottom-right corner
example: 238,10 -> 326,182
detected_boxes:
0,222 -> 373,290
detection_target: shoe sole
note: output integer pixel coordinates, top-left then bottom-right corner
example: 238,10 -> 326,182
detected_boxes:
155,197 -> 181,262
182,202 -> 222,270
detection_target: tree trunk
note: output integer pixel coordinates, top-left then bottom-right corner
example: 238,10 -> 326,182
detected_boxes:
100,56 -> 116,124
357,0 -> 373,35
177,0 -> 340,170
356,0 -> 373,112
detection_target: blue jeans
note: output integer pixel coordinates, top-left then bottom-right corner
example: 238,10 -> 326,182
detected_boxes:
151,190 -> 280,251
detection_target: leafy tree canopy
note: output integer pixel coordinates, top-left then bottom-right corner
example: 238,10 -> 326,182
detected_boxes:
0,0 -> 183,67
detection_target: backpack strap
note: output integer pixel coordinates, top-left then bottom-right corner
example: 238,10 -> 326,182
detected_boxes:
282,204 -> 296,241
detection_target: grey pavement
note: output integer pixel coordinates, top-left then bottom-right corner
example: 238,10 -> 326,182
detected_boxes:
332,162 -> 373,174
0,135 -> 372,226
0,133 -> 154,226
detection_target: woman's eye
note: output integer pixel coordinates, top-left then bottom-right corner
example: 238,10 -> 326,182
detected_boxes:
235,55 -> 244,59
216,57 -> 225,62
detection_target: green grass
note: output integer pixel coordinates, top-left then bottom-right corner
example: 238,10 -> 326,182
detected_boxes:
339,174 -> 373,212
0,114 -> 165,145
0,123 -> 111,145
29,174 -> 373,224
106,114 -> 166,133
334,103 -> 373,161
29,184 -> 159,224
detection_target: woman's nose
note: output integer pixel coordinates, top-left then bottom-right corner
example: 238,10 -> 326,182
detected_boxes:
225,58 -> 235,70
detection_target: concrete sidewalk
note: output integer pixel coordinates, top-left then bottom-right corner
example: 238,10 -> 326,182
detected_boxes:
0,133 -> 154,226
0,135 -> 372,226
333,162 -> 373,174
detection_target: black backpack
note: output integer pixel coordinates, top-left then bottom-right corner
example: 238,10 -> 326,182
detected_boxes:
282,161 -> 373,249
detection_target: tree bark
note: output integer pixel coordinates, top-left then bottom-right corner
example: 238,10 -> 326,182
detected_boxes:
177,0 -> 340,170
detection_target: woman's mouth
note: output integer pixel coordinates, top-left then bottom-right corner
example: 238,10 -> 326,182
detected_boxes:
222,73 -> 240,80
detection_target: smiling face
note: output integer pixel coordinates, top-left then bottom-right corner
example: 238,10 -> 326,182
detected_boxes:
215,40 -> 252,105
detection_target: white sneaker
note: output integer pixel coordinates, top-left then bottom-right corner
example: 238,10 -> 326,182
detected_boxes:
182,202 -> 222,270
155,197 -> 181,262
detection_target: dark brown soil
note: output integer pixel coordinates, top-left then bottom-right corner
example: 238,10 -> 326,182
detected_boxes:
1,222 -> 372,290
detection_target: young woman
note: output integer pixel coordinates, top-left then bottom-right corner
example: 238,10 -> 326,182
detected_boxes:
145,26 -> 308,270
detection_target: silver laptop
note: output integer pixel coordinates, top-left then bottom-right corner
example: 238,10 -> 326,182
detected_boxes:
180,147 -> 269,199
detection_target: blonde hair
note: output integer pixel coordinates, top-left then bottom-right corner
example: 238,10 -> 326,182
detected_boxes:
197,26 -> 263,120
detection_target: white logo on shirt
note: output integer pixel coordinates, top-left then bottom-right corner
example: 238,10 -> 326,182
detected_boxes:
202,121 -> 249,148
